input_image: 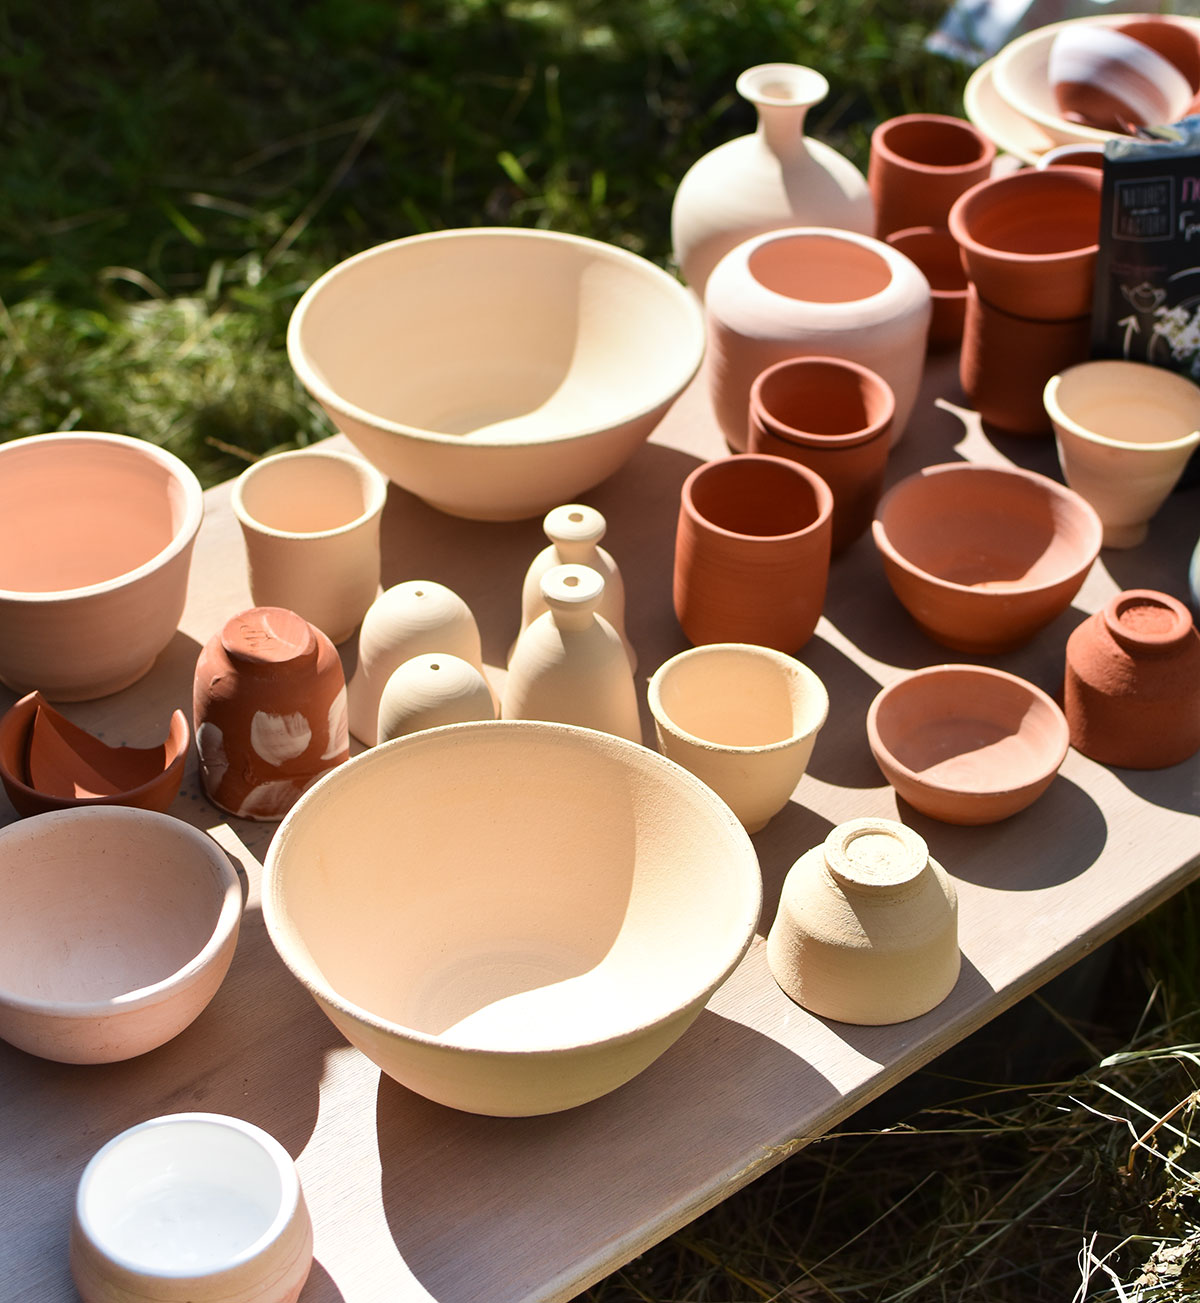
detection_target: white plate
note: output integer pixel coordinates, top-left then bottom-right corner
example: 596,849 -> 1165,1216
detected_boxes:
964,58 -> 1057,165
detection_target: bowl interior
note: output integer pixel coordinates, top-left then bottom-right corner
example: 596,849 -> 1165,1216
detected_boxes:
688,457 -> 826,537
292,232 -> 702,443
1051,362 -> 1200,445
236,453 -> 382,534
267,723 -> 758,1052
955,171 -> 1101,257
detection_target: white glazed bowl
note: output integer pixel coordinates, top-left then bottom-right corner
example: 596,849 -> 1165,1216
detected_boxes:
0,808 -> 243,1063
70,1113 -> 313,1303
0,432 -> 203,701
263,719 -> 761,1115
287,228 -> 706,521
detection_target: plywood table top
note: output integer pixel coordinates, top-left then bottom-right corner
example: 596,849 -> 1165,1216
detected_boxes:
2,351 -> 1198,1302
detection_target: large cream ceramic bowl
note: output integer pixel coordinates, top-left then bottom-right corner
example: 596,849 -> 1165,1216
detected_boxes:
263,720 -> 762,1116
287,229 -> 706,521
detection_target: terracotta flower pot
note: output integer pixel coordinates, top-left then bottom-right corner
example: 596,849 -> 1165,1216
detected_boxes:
868,113 -> 996,240
674,454 -> 833,652
1063,589 -> 1200,769
747,356 -> 894,553
947,166 -> 1103,322
706,227 -> 931,450
884,226 -> 969,351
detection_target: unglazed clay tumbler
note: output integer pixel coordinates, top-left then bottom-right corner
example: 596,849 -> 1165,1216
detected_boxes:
706,227 -> 931,450
1044,360 -> 1200,548
884,226 -> 969,351
194,607 -> 350,821
70,1113 -> 312,1303
767,817 -> 960,1025
747,356 -> 894,553
1063,589 -> 1200,769
674,454 -> 833,652
647,643 -> 828,832
232,446 -> 388,645
377,653 -> 496,744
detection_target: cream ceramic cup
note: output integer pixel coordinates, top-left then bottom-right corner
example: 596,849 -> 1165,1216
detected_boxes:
647,642 -> 829,832
232,447 -> 389,644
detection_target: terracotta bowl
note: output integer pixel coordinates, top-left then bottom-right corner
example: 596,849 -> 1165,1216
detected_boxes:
287,229 -> 705,521
263,720 -> 761,1116
0,432 -> 204,702
871,462 -> 1102,653
866,665 -> 1070,824
0,808 -> 242,1063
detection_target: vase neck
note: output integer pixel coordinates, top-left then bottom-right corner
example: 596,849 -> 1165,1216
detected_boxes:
542,563 -> 605,634
737,64 -> 827,159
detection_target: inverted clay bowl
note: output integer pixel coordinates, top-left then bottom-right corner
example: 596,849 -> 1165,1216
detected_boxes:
263,720 -> 762,1116
287,228 -> 705,521
0,432 -> 204,701
866,664 -> 1070,824
0,808 -> 242,1063
872,462 -> 1102,654
0,691 -> 189,818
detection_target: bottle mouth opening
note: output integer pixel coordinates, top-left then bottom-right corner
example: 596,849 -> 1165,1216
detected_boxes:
736,64 -> 828,109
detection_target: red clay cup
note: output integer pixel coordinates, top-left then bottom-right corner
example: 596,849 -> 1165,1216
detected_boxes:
748,357 -> 894,555
885,226 -> 969,351
674,454 -> 834,652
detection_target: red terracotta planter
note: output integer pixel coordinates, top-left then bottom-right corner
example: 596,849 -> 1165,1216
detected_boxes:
885,226 -> 969,351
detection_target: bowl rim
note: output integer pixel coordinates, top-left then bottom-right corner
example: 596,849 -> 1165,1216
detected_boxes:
286,227 -> 706,450
963,58 -> 1056,166
231,446 -> 389,540
869,111 -> 997,175
0,808 -> 243,1019
262,718 -> 763,1058
871,461 -> 1103,597
1044,360 -> 1200,455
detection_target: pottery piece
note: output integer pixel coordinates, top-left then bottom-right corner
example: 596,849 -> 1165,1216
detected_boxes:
866,665 -> 1070,825
960,285 -> 1092,436
1047,25 -> 1191,132
1117,17 -> 1200,96
647,643 -> 828,833
766,817 -> 960,1025
872,462 -> 1102,654
674,454 -> 833,652
0,808 -> 242,1064
347,580 -> 487,747
262,719 -> 762,1116
193,607 -> 349,822
232,447 -> 389,645
747,356 -> 893,554
868,113 -> 996,240
963,55 -> 1058,168
1063,589 -> 1200,769
1191,537 -> 1200,616
0,432 -> 203,702
670,64 -> 874,299
516,504 -> 635,669
706,227 -> 931,450
1034,143 -> 1106,170
70,1113 -> 312,1303
1044,359 -> 1200,549
502,565 -> 641,743
287,228 -> 704,521
377,653 -> 496,744
0,692 -> 189,819
947,166 -> 1103,322
884,226 -> 969,351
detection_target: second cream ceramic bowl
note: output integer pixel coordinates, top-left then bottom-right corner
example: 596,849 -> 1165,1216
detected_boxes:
287,228 -> 706,521
263,720 -> 761,1116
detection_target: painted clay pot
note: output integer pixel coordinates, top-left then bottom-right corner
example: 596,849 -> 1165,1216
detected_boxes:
347,581 -> 486,747
1044,359 -> 1200,549
1063,589 -> 1200,769
866,665 -> 1070,825
872,462 -> 1102,654
377,654 -> 496,744
766,817 -> 960,1025
503,565 -> 640,742
747,356 -> 894,553
647,643 -> 828,833
706,227 -> 931,451
947,167 -> 1103,322
1048,25 -> 1192,131
884,226 -> 969,351
674,454 -> 833,652
515,503 -> 634,669
960,285 -> 1091,436
0,692 -> 189,819
670,64 -> 874,299
193,607 -> 350,822
868,113 -> 996,240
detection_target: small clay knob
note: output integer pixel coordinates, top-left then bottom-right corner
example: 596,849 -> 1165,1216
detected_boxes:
541,564 -> 606,628
544,504 -> 606,554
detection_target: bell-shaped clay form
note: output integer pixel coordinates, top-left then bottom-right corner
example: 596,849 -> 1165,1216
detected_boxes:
502,565 -> 641,743
516,504 -> 635,669
193,607 -> 350,821
347,581 -> 487,747
377,654 -> 497,744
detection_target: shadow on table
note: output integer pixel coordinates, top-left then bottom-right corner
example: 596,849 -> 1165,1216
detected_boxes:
301,1259 -> 347,1302
1101,758 -> 1200,818
796,632 -> 888,790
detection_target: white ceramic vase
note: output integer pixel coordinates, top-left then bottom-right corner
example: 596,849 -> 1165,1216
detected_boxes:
377,653 -> 496,743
